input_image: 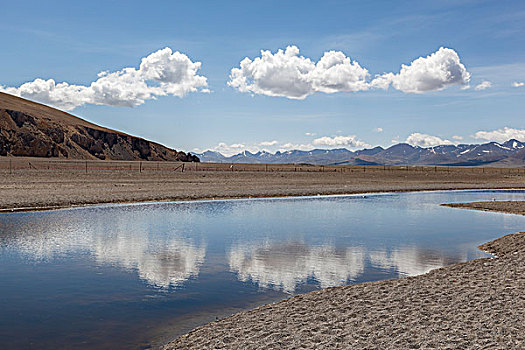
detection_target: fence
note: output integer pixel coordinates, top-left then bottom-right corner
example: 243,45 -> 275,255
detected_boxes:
0,157 -> 523,176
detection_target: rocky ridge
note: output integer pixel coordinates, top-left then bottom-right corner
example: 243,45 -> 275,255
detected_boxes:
0,92 -> 198,161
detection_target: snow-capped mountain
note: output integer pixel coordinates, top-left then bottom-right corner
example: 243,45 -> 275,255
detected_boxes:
195,139 -> 525,166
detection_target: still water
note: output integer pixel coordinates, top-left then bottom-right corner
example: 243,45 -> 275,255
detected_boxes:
1,190 -> 524,349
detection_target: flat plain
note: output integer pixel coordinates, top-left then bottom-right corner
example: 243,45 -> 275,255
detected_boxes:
1,157 -> 524,211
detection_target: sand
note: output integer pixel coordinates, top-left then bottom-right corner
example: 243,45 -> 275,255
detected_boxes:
443,201 -> 525,216
163,203 -> 525,350
0,158 -> 524,211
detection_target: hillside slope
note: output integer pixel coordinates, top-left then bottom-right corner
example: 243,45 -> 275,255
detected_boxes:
0,93 -> 198,161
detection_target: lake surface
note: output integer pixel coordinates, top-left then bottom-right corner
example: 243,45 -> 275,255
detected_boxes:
1,190 -> 524,349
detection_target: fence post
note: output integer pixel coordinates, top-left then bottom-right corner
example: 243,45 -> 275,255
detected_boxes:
9,159 -> 12,174
140,162 -> 142,173
85,161 -> 88,174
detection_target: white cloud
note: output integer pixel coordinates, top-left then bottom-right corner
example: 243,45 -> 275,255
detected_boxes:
313,135 -> 371,149
405,133 -> 454,147
229,46 -> 470,99
305,132 -> 316,136
228,45 -> 369,99
373,127 -> 383,133
474,81 -> 492,90
513,81 -> 525,87
278,142 -> 314,152
210,142 -> 258,157
371,47 -> 470,93
473,127 -> 525,143
452,135 -> 463,140
0,47 -> 207,110
259,140 -> 278,146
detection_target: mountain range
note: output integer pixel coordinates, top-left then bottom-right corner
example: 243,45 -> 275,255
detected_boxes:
0,93 -> 198,161
196,140 -> 525,167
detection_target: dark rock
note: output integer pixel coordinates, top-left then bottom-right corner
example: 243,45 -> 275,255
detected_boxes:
0,93 -> 199,162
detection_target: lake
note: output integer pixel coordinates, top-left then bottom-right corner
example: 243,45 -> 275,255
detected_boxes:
1,190 -> 524,349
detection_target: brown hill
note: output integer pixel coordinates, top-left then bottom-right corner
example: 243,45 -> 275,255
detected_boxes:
0,92 -> 198,161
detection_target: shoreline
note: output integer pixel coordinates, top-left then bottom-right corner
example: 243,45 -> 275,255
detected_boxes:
1,185 -> 524,214
1,186 -> 523,214
164,202 -> 525,349
442,201 -> 525,216
1,163 -> 523,213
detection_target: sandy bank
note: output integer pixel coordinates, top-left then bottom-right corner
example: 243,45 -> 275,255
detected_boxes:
443,201 -> 525,216
0,160 -> 524,212
164,204 -> 525,349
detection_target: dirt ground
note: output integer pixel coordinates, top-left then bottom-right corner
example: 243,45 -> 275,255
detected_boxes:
443,201 -> 525,216
0,157 -> 523,211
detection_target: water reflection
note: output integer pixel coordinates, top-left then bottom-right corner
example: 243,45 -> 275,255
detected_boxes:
1,190 -> 525,350
5,215 -> 206,288
229,240 -> 483,292
369,247 -> 453,277
229,241 -> 365,293
94,237 -> 206,288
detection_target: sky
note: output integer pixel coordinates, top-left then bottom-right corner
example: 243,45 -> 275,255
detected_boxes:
1,0 -> 525,156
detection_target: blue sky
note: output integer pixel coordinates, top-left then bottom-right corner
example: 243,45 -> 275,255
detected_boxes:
1,0 -> 524,155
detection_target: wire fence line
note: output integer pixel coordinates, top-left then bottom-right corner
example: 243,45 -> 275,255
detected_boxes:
0,157 -> 523,175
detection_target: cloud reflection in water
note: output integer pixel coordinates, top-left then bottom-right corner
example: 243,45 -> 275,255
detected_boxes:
229,241 -> 365,293
229,240 -> 470,293
6,215 -> 206,289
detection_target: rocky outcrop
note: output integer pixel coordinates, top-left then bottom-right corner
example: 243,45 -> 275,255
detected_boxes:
0,93 -> 199,162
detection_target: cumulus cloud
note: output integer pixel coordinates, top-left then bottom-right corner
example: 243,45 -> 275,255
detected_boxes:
373,127 -> 383,133
473,127 -> 525,143
452,135 -> 463,140
405,133 -> 454,147
371,47 -> 470,93
305,132 -> 316,136
259,140 -> 279,146
210,142 -> 259,157
0,47 -> 208,110
229,46 -> 470,99
312,135 -> 371,149
474,81 -> 492,91
278,142 -> 315,152
513,81 -> 525,87
228,45 -> 370,99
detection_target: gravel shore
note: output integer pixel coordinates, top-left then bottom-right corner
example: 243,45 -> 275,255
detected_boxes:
164,202 -> 525,350
443,201 -> 525,216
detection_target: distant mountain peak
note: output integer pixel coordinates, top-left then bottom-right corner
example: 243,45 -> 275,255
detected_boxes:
195,140 -> 525,167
